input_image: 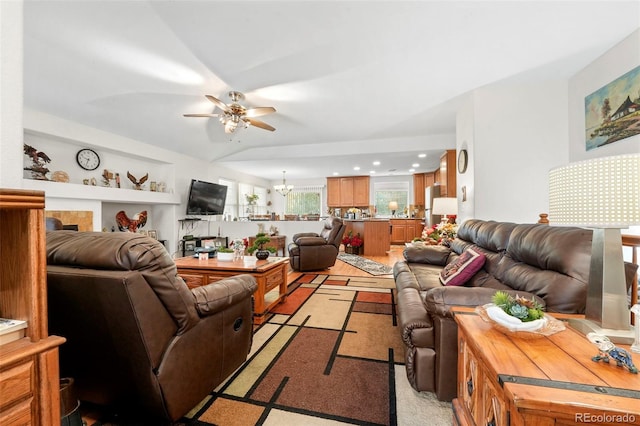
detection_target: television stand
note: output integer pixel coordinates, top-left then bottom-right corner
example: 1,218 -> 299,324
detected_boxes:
180,236 -> 228,257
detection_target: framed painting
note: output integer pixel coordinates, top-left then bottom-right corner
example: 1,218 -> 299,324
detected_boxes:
148,230 -> 158,240
585,65 -> 640,151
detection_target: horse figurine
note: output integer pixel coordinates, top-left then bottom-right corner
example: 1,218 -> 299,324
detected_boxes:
587,332 -> 638,374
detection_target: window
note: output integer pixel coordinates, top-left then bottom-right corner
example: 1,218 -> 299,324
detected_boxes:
373,182 -> 409,216
284,186 -> 323,217
219,178 -> 237,219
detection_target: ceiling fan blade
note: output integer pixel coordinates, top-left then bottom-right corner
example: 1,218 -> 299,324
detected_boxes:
183,113 -> 220,118
245,106 -> 276,118
246,118 -> 275,131
205,95 -> 229,111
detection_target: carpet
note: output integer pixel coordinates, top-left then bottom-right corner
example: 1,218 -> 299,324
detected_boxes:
336,253 -> 394,276
89,274 -> 452,426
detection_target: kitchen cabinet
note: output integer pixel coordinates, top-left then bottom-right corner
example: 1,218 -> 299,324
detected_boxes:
425,172 -> 435,188
326,176 -> 370,208
344,219 -> 390,256
413,173 -> 425,206
438,150 -> 456,197
327,177 -> 340,207
390,219 -> 424,244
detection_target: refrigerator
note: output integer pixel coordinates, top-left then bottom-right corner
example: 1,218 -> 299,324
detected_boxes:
424,185 -> 441,228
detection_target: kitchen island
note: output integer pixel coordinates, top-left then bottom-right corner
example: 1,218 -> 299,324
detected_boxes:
344,219 -> 391,256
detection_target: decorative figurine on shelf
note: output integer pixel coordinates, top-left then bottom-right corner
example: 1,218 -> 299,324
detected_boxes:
23,143 -> 52,180
116,210 -> 148,233
127,171 -> 148,190
247,233 -> 276,260
587,332 -> 638,374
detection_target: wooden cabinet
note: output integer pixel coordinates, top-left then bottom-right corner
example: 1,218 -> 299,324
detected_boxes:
454,313 -> 640,426
327,177 -> 341,207
344,220 -> 390,256
0,189 -> 65,425
390,219 -> 407,244
326,176 -> 370,207
353,176 -> 369,206
391,219 -> 423,244
425,172 -> 436,188
438,150 -> 457,197
413,173 -> 425,206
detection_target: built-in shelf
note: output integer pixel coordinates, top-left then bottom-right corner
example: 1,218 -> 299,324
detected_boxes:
22,179 -> 181,205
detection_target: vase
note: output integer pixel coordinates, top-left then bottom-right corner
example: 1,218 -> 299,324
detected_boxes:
255,250 -> 270,260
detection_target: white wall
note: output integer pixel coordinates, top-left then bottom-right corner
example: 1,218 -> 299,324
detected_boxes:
0,1 -> 23,188
456,95 -> 475,223
569,29 -> 640,162
459,80 -> 569,224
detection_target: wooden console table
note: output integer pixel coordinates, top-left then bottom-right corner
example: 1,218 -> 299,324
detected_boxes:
249,234 -> 286,256
174,256 -> 289,324
453,312 -> 640,426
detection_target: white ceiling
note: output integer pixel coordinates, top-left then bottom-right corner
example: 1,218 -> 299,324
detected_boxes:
23,1 -> 640,180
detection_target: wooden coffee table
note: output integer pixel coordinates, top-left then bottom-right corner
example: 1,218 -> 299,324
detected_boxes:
174,256 -> 289,324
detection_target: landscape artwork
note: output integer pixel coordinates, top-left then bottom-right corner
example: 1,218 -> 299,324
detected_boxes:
585,65 -> 640,151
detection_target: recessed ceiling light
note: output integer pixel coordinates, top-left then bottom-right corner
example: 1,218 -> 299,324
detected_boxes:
333,172 -> 339,176
418,153 -> 426,158
412,163 -> 420,168
409,168 -> 415,172
369,170 -> 376,174
353,166 -> 360,171
373,161 -> 380,166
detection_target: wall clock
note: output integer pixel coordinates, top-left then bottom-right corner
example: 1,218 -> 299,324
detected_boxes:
76,148 -> 100,171
457,149 -> 468,174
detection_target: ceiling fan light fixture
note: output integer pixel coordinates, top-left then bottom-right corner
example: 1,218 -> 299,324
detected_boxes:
274,171 -> 293,197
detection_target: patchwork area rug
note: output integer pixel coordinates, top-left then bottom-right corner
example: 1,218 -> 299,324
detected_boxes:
336,252 -> 394,276
90,274 -> 452,425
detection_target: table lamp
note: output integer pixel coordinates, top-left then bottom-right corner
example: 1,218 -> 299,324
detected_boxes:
432,197 -> 458,224
549,153 -> 640,344
388,201 -> 398,217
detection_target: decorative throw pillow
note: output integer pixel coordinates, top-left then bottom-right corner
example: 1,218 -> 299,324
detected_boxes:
439,248 -> 486,286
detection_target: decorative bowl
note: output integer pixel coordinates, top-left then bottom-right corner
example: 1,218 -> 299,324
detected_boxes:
476,303 -> 566,338
216,252 -> 234,261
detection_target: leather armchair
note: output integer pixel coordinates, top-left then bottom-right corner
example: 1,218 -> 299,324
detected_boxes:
46,231 -> 257,422
288,217 -> 346,271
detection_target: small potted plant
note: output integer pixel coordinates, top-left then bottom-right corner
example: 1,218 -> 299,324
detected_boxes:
341,232 -> 363,255
216,247 -> 235,261
247,233 -> 276,260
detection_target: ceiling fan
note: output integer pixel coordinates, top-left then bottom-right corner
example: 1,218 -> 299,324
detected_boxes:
184,91 -> 276,134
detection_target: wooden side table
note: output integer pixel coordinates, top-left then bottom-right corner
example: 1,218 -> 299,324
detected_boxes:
249,235 -> 286,256
453,312 -> 640,426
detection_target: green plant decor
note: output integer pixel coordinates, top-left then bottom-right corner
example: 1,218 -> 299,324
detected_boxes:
217,247 -> 233,253
491,291 -> 545,322
247,233 -> 277,255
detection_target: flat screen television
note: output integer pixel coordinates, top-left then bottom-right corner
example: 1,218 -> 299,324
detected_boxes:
186,179 -> 227,215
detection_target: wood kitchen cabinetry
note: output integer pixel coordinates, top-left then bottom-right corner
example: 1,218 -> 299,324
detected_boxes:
413,173 -> 425,206
0,189 -> 65,425
438,150 -> 457,197
390,219 -> 423,244
327,176 -> 370,207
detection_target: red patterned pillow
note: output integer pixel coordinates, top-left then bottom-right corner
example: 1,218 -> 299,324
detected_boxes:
439,248 -> 486,286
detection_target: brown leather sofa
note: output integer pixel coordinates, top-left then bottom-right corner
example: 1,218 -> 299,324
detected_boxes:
46,231 -> 257,422
394,219 -> 638,402
288,217 -> 346,271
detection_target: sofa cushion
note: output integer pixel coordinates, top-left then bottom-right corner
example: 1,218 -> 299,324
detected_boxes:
439,248 -> 486,286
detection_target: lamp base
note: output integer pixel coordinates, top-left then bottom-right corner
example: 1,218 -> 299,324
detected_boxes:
568,318 -> 634,345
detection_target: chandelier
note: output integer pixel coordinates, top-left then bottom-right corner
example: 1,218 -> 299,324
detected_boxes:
274,171 -> 293,197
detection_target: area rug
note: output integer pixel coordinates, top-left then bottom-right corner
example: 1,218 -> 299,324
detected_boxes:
88,274 -> 452,426
336,252 -> 394,276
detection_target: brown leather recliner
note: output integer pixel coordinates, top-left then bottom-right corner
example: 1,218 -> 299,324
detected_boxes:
288,217 -> 346,271
46,231 -> 257,423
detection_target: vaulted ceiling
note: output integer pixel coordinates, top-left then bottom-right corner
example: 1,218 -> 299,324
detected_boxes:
23,1 -> 640,180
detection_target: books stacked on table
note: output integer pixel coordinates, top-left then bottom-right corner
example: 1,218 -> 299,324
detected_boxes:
0,318 -> 27,345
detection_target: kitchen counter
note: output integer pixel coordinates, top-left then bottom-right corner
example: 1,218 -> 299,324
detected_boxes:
344,219 -> 391,256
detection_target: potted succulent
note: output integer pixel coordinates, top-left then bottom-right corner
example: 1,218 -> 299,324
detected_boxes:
216,247 -> 235,261
247,233 -> 276,260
